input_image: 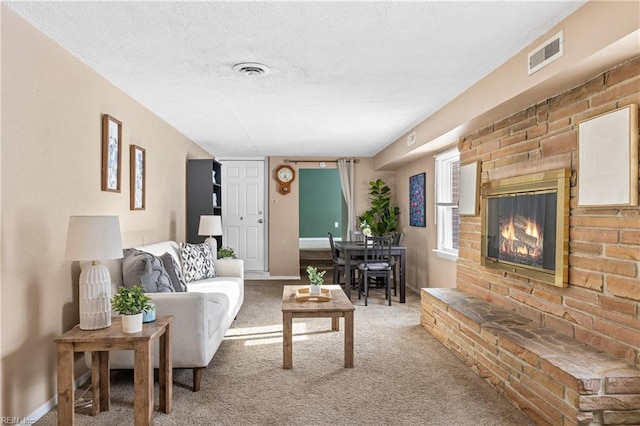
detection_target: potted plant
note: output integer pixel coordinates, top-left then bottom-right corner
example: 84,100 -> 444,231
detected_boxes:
111,285 -> 153,333
306,266 -> 326,295
358,179 -> 400,236
217,246 -> 236,259
360,220 -> 373,237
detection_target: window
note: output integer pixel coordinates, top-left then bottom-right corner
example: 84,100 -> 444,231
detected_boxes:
435,149 -> 460,260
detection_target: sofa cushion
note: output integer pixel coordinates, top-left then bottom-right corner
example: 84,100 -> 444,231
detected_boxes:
122,248 -> 174,293
160,252 -> 187,292
180,242 -> 216,283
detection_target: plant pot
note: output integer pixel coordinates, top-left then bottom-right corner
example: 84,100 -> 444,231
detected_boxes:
121,313 -> 143,333
309,284 -> 321,295
142,303 -> 156,323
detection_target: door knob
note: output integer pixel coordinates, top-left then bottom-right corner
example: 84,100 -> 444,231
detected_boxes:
258,219 -> 264,223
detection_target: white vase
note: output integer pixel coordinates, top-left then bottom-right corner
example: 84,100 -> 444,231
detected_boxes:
121,313 -> 143,333
309,284 -> 321,295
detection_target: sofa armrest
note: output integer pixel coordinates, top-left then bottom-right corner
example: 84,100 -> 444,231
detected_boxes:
148,292 -> 210,367
213,258 -> 244,281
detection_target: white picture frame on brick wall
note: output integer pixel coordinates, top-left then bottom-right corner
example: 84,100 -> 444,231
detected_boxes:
577,104 -> 638,207
459,161 -> 481,216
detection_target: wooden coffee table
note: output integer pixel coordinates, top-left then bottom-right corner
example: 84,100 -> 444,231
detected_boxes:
281,285 -> 355,369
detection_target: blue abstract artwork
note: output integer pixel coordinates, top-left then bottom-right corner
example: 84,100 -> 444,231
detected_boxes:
409,173 -> 426,227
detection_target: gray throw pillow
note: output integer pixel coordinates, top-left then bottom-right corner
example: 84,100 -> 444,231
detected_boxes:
179,242 -> 216,283
122,248 -> 174,293
160,252 -> 187,292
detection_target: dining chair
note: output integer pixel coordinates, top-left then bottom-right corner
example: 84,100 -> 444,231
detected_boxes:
357,235 -> 393,306
349,230 -> 365,243
390,232 -> 404,296
327,232 -> 346,284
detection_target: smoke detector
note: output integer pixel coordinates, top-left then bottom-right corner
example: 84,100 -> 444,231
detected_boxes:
233,62 -> 270,76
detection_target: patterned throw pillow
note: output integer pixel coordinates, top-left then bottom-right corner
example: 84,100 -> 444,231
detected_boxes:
179,242 -> 216,283
160,252 -> 187,292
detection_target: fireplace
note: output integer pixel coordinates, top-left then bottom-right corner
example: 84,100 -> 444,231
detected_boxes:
481,169 -> 570,287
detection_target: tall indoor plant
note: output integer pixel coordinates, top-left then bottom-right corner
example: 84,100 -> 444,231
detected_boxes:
359,179 -> 400,236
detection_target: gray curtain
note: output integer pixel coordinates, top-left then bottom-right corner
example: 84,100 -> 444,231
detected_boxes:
337,159 -> 356,237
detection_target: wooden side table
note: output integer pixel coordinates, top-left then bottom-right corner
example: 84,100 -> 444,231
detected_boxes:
55,315 -> 173,426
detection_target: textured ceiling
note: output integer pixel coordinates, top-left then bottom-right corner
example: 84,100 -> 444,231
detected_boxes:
6,1 -> 586,158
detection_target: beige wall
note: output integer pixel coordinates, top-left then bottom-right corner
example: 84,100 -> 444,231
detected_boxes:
0,4 -> 4,413
267,157 -> 394,276
1,7 -> 210,418
394,154 -> 457,293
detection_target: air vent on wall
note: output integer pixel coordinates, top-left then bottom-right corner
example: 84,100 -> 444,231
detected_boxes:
528,30 -> 564,76
406,132 -> 416,146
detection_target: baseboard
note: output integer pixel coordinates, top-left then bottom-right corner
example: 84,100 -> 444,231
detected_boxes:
25,370 -> 91,424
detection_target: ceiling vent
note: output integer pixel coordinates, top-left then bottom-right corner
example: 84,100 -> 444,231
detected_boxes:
406,132 -> 416,146
233,62 -> 270,76
528,31 -> 563,76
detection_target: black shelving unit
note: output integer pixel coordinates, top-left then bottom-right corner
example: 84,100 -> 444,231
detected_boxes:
186,159 -> 222,248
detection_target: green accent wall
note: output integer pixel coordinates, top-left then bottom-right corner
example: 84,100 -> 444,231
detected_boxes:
299,169 -> 343,238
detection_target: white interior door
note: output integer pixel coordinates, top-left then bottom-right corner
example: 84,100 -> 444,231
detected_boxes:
221,160 -> 265,271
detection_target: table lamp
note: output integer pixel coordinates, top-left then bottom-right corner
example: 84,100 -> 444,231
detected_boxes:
65,216 -> 123,330
198,215 -> 223,258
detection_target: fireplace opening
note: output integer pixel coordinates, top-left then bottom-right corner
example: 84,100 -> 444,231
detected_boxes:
486,192 -> 557,271
481,169 -> 569,287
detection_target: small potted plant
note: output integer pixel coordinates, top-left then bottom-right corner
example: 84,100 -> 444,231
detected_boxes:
360,220 -> 373,237
111,285 -> 153,333
306,266 -> 326,295
217,246 -> 236,259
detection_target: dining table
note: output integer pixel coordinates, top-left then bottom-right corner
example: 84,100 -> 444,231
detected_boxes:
334,240 -> 407,303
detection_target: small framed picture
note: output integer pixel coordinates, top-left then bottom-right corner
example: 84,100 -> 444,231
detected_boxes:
130,145 -> 146,210
101,114 -> 122,192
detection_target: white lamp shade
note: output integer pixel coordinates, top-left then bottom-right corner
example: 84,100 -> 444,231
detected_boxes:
198,215 -> 223,237
65,216 -> 123,261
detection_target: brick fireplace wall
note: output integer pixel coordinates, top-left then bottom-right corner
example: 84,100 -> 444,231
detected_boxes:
456,56 -> 640,366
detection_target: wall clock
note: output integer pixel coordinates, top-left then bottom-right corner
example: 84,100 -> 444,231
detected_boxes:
275,164 -> 295,195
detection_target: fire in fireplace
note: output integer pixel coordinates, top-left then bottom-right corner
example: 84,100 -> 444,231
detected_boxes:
487,192 -> 556,270
481,169 -> 569,287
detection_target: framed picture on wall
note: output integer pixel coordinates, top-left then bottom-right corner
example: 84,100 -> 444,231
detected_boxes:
409,172 -> 426,227
130,145 -> 146,210
577,104 -> 638,206
101,114 -> 122,192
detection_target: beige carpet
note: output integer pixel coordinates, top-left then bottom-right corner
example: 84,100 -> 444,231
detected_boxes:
36,281 -> 534,425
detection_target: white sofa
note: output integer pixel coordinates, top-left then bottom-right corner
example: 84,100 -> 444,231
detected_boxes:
87,240 -> 244,391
